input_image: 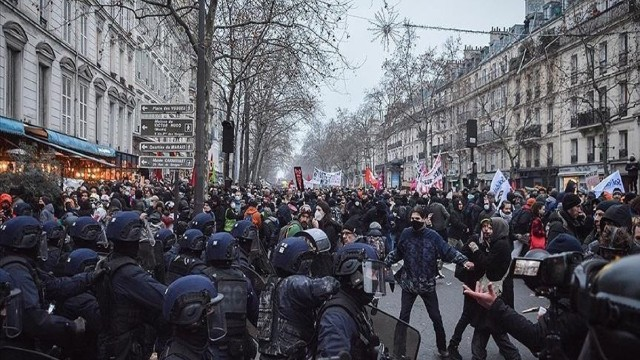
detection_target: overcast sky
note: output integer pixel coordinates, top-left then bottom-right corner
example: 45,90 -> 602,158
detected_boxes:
318,0 -> 526,120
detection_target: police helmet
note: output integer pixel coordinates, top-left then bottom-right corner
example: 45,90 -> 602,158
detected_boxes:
105,211 -> 145,243
230,220 -> 259,245
205,232 -> 238,264
189,212 -> 216,237
0,216 -> 44,250
574,254 -> 640,358
155,229 -> 177,252
334,243 -> 385,297
0,268 -> 22,338
271,237 -> 315,276
61,213 -> 79,233
179,229 -> 206,252
163,275 -> 226,341
69,216 -> 107,243
64,248 -> 99,276
294,228 -> 331,253
42,220 -> 66,246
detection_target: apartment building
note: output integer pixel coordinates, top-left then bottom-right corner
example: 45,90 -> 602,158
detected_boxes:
378,0 -> 640,191
0,0 -> 196,179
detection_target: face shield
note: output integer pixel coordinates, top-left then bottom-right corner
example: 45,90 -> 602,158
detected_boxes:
362,260 -> 386,298
205,300 -> 227,342
35,231 -> 48,262
86,225 -> 110,249
0,284 -> 23,339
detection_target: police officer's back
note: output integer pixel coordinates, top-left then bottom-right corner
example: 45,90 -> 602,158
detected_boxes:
315,243 -> 384,359
0,216 -> 89,352
160,275 -> 226,360
164,229 -> 207,285
257,237 -> 340,360
95,211 -> 168,360
203,232 -> 258,359
40,220 -> 66,274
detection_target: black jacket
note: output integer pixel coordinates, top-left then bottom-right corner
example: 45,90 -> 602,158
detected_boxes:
547,210 -> 585,243
469,218 -> 512,282
487,298 -> 587,359
448,208 -> 468,241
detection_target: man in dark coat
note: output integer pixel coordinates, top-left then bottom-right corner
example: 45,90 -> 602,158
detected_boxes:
547,193 -> 588,243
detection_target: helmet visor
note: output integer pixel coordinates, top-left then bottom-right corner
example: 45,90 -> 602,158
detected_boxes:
206,301 -> 227,342
37,231 -> 48,262
2,287 -> 23,338
363,260 -> 386,298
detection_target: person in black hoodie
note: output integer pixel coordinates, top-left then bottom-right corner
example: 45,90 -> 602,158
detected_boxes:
448,198 -> 469,249
466,217 -> 521,360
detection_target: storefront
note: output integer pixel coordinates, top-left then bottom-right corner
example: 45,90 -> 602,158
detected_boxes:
558,164 -> 603,191
0,116 -> 133,181
517,167 -> 559,189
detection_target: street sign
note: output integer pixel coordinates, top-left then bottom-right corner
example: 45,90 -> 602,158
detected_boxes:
139,142 -> 195,152
139,156 -> 194,169
140,103 -> 194,114
140,118 -> 194,137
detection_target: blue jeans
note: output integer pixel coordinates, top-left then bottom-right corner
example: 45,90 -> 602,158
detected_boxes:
399,289 -> 447,351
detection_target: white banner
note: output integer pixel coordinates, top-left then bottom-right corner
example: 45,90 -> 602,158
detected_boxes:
592,170 -> 625,197
417,153 -> 443,194
490,169 -> 511,205
311,168 -> 342,187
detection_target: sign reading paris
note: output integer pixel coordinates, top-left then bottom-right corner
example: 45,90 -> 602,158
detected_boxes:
140,103 -> 194,114
140,118 -> 194,137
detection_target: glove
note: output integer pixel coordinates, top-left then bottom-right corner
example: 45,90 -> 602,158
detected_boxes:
312,276 -> 341,298
88,268 -> 106,285
67,317 -> 86,335
469,242 -> 479,253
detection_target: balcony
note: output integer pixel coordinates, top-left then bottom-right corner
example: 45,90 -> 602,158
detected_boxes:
571,155 -> 578,164
587,153 -> 595,162
570,108 -> 610,128
517,124 -> 542,140
388,140 -> 402,150
619,52 -> 628,67
620,148 -> 628,159
477,130 -> 501,144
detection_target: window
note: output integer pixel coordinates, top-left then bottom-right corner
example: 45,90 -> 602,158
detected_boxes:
619,131 -> 628,152
6,47 -> 22,119
39,0 -> 50,27
108,102 -> 117,146
117,106 -> 124,149
570,54 -> 578,84
109,38 -> 117,74
533,147 -> 540,167
79,7 -> 88,55
598,86 -> 607,110
571,97 -> 578,115
61,74 -> 73,134
534,108 -> 541,125
526,148 -> 532,168
587,136 -> 596,161
37,63 -> 50,127
619,82 -> 628,116
547,103 -> 554,132
599,42 -> 608,74
547,143 -> 554,165
619,32 -> 628,66
571,139 -> 578,164
587,47 -> 595,74
96,26 -> 103,66
78,84 -> 88,139
119,47 -> 125,78
63,0 -> 72,44
95,94 -> 103,142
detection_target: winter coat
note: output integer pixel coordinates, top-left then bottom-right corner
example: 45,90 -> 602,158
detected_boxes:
427,201 -> 450,232
448,208 -> 468,241
469,217 -> 512,282
244,206 -> 262,229
529,216 -> 546,250
39,203 -> 56,223
547,210 -> 585,243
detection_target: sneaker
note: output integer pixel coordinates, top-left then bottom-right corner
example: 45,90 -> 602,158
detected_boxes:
438,349 -> 450,358
436,271 -> 445,279
448,344 -> 462,360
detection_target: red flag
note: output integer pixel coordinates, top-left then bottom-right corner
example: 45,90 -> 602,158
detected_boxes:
364,167 -> 378,187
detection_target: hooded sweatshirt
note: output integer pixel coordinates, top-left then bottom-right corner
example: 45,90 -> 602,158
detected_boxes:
470,217 -> 513,281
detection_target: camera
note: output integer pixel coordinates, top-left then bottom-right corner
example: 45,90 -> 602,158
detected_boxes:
510,251 -> 583,297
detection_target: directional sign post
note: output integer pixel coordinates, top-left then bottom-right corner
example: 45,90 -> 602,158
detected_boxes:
140,104 -> 194,114
139,142 -> 195,152
140,118 -> 194,137
139,156 -> 194,169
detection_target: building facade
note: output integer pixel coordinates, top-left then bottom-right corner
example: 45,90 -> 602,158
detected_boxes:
1,0 -> 199,180
377,0 -> 640,192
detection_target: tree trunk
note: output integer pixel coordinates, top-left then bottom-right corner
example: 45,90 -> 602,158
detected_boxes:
242,88 -> 251,185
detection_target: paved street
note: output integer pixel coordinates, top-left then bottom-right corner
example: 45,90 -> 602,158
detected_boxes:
377,264 -> 548,360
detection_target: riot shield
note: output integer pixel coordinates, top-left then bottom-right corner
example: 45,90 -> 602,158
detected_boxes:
234,263 -> 267,293
249,233 -> 276,277
0,346 -> 59,360
365,305 -> 420,360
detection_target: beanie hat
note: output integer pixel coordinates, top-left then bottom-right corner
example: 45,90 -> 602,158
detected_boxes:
602,204 -> 632,230
547,233 -> 583,254
596,200 -> 619,213
342,216 -> 361,235
562,193 -> 581,210
526,198 -> 536,207
369,221 -> 382,231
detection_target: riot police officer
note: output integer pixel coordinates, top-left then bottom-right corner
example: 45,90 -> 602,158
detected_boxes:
95,211 -> 168,360
40,220 -> 66,274
189,212 -> 216,237
160,274 -> 226,360
203,232 -> 258,359
164,229 -> 207,285
257,237 -> 340,360
315,243 -> 385,358
0,216 -> 92,353
232,220 -> 274,284
156,229 -> 179,270
55,248 -> 102,360
68,216 -> 109,255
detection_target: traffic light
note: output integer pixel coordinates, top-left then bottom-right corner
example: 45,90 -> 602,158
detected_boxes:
466,119 -> 477,148
222,121 -> 234,153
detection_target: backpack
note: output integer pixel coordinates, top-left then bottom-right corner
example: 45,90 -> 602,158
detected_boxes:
510,207 -> 532,235
261,216 -> 280,249
278,220 -> 303,241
